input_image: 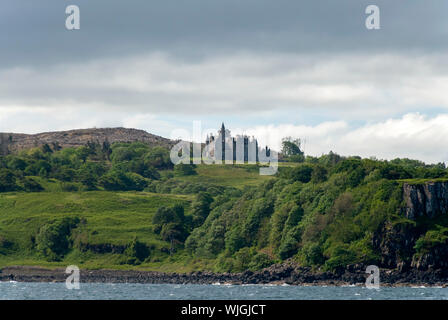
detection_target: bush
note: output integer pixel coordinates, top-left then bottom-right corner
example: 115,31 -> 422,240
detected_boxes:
311,165 -> 327,183
301,243 -> 325,266
124,237 -> 150,265
22,177 -> 44,192
248,252 -> 274,271
0,168 -> 18,192
145,147 -> 173,169
61,182 -> 80,192
278,226 -> 301,259
99,171 -> 147,191
290,165 -> 313,183
174,164 -> 197,176
414,226 -> 448,254
192,192 -> 214,227
323,244 -> 357,271
153,205 -> 189,243
36,217 -> 80,261
233,247 -> 254,272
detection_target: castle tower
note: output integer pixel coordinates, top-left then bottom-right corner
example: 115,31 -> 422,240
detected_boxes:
220,123 -> 225,161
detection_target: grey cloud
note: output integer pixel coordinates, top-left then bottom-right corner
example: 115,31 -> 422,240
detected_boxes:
1,52 -> 447,121
1,0 -> 447,69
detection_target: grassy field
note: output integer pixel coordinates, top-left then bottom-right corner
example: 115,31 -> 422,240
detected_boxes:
0,191 -> 199,269
175,164 -> 274,187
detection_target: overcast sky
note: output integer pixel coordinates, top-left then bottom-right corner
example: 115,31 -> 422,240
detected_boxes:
1,0 -> 448,163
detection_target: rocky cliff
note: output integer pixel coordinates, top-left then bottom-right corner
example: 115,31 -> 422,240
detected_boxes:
402,181 -> 448,220
0,128 -> 175,155
374,181 -> 448,272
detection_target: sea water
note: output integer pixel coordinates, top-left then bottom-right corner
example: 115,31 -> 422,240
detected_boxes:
0,282 -> 448,300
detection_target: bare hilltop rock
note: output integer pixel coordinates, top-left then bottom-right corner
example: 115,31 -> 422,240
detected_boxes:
0,127 -> 175,154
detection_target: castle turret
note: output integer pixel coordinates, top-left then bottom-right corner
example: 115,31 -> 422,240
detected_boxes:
220,123 -> 226,161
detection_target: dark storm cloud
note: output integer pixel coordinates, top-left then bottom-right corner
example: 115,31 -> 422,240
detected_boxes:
0,0 -> 447,68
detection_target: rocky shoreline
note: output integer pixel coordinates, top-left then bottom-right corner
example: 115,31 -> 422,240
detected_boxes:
1,263 -> 448,287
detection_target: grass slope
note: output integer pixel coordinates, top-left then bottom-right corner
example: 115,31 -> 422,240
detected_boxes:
0,191 -> 195,269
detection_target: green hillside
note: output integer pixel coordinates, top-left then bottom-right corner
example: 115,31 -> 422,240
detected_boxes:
1,141 -> 448,273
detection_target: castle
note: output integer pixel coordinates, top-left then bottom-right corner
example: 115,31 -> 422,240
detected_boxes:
205,123 -> 270,163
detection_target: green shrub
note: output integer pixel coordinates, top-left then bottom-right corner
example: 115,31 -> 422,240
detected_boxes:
248,252 -> 274,271
60,182 -> 80,192
0,168 -> 18,192
22,177 -> 44,192
290,165 -> 313,183
301,242 -> 325,266
174,164 -> 197,176
124,237 -> 150,265
35,217 -> 80,261
414,225 -> 448,254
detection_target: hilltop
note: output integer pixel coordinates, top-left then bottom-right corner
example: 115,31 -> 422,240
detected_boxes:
0,127 -> 174,155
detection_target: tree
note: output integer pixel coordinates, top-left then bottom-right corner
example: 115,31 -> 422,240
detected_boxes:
153,205 -> 186,231
42,143 -> 53,154
98,170 -> 146,191
22,177 -> 44,192
124,236 -> 150,264
35,217 -> 80,261
102,140 -> 112,160
7,157 -> 27,171
290,165 -> 313,183
0,169 -> 17,192
76,146 -> 91,163
192,192 -> 214,227
144,147 -> 173,169
281,137 -> 304,159
153,205 -> 189,248
311,165 -> 328,183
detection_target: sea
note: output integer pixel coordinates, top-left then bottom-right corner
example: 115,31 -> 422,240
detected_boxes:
0,282 -> 448,300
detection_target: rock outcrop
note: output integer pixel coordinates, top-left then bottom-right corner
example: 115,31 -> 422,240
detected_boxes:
0,127 -> 175,155
373,221 -> 417,271
403,182 -> 448,220
374,181 -> 448,271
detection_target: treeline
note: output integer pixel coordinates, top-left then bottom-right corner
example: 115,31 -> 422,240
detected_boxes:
0,141 -> 192,193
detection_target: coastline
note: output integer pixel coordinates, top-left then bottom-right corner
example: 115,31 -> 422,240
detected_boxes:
1,264 -> 447,287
